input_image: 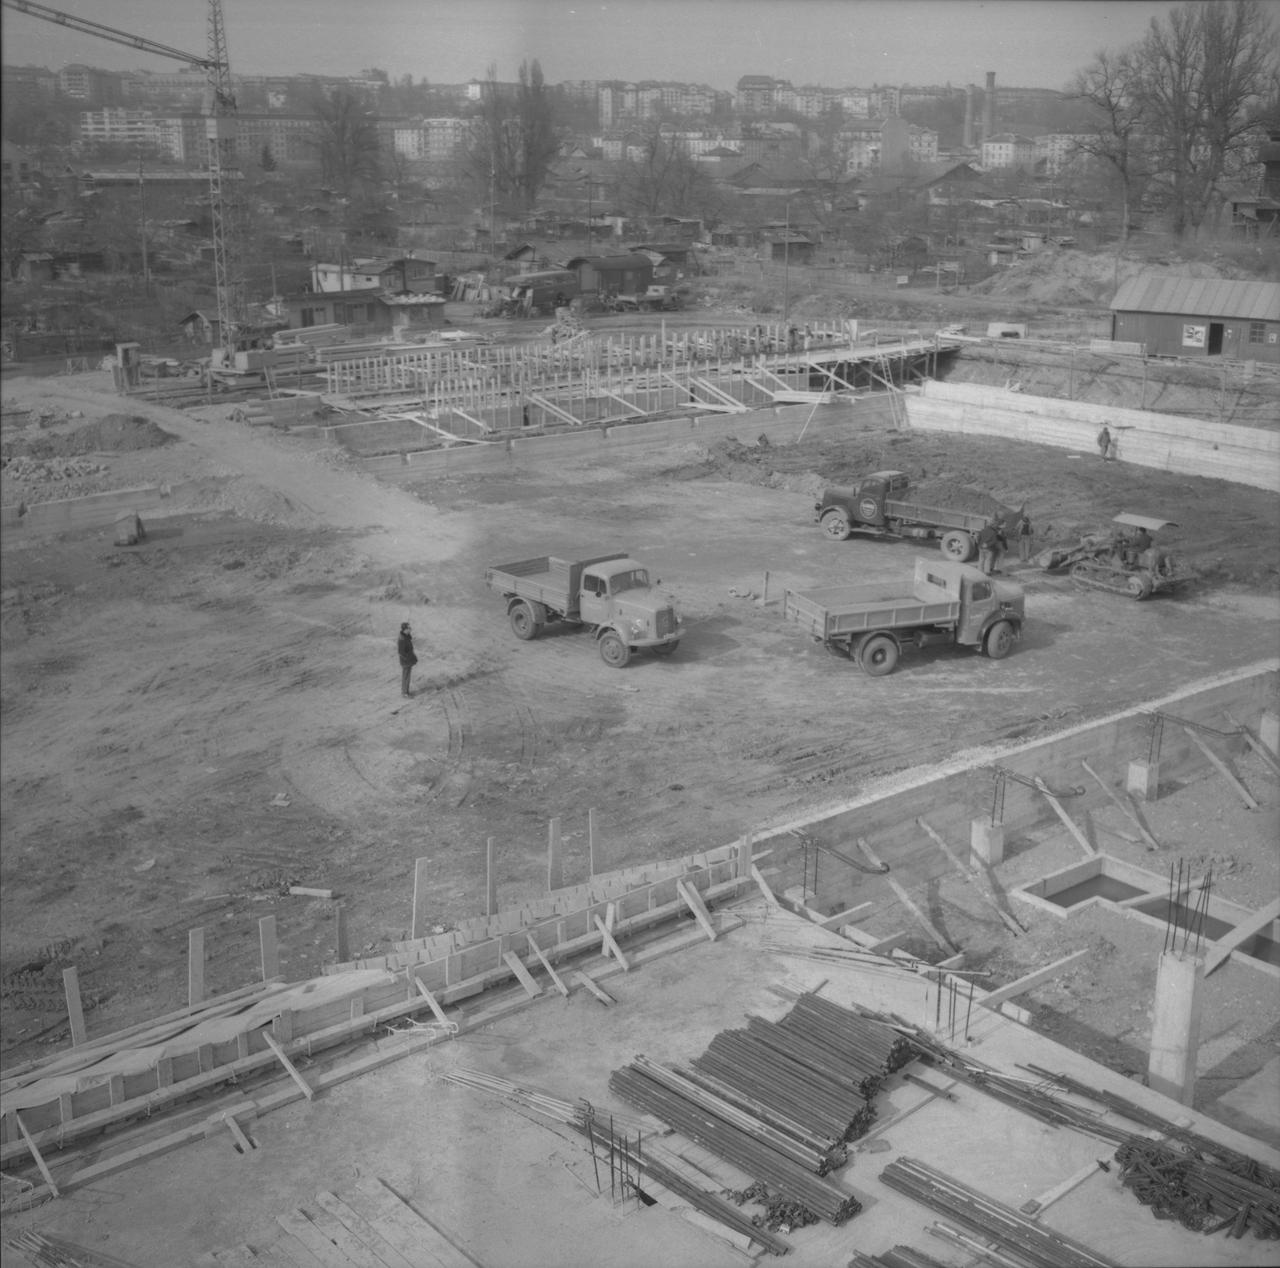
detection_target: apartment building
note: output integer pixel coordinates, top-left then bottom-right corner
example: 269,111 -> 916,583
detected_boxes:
1036,133 -> 1092,175
393,117 -> 470,163
2,65 -> 58,109
57,64 -> 124,106
981,132 -> 1038,170
736,75 -> 782,114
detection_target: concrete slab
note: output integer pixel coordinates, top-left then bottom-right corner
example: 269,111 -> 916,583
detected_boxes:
1212,1057 -> 1280,1151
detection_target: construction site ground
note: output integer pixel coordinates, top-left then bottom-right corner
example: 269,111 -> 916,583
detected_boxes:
1,329 -> 1278,1262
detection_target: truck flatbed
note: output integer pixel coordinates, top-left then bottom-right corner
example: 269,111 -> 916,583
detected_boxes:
784,581 -> 961,640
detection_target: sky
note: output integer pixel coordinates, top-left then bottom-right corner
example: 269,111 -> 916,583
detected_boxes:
1,0 -> 1189,91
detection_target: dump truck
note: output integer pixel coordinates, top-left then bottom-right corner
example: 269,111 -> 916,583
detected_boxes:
782,557 -> 1025,675
1036,513 -> 1193,599
814,470 -> 1019,562
485,553 -> 683,668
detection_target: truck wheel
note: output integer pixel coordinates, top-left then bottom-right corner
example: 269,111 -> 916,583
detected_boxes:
940,530 -> 974,562
859,635 -> 899,676
1126,574 -> 1154,600
598,632 -> 631,668
651,640 -> 679,656
509,601 -> 539,640
821,510 -> 853,541
984,620 -> 1015,659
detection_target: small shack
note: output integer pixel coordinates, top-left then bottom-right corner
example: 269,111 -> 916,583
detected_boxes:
1110,273 -> 1280,362
566,253 -> 654,300
177,310 -> 221,345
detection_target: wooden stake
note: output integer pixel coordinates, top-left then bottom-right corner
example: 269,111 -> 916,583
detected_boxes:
412,976 -> 454,1029
260,1031 -> 314,1101
333,905 -> 349,964
547,817 -> 563,891
411,856 -> 430,940
676,879 -> 718,942
62,966 -> 86,1048
575,969 -> 615,1005
502,951 -> 543,998
259,915 -> 279,981
1080,760 -> 1163,851
188,927 -> 205,1008
588,808 -> 599,877
594,914 -> 630,970
857,837 -> 957,954
917,818 -> 1025,935
485,836 -> 497,916
1183,727 -> 1259,810
980,949 -> 1091,1009
525,932 -> 569,997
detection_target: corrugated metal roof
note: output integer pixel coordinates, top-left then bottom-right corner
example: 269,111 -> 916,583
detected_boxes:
1110,272 -> 1280,321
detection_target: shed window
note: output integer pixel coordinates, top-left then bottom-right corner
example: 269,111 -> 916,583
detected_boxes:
1248,321 -> 1267,344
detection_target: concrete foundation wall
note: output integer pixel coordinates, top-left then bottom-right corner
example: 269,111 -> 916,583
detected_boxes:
0,485 -> 164,536
352,395 -> 898,483
908,380 -> 1280,492
758,662 -> 1278,904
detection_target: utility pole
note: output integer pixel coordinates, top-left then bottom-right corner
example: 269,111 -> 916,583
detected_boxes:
782,200 -> 790,325
137,149 -> 149,296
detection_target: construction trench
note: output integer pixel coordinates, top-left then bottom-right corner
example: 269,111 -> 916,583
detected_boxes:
2,331 -> 1279,1265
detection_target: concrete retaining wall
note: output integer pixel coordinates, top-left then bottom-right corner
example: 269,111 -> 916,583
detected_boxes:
354,394 -> 898,483
908,380 -> 1280,492
756,662 -> 1278,906
1,485 -> 164,536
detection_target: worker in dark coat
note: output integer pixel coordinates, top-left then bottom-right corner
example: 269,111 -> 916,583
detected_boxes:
1097,426 -> 1113,460
397,622 -> 418,698
977,520 -> 1003,575
1015,510 -> 1034,563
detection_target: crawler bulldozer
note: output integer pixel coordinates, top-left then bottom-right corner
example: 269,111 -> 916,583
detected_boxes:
1036,514 -> 1194,600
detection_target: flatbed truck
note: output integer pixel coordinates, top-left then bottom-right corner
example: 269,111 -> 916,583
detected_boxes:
814,470 -> 1018,562
783,557 -> 1025,675
485,552 -> 683,668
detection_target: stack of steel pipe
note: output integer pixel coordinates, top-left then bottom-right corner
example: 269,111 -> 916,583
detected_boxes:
694,1027 -> 878,1142
879,1157 -> 1117,1268
848,1248 -> 952,1268
779,993 -> 914,1082
610,1062 -> 863,1225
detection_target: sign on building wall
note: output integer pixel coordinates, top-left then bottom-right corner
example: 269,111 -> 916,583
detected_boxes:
1182,324 -> 1207,348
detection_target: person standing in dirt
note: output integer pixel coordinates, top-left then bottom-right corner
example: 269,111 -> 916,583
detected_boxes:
977,520 -> 1003,575
1015,510 -> 1034,563
397,622 -> 418,698
1097,425 -> 1113,460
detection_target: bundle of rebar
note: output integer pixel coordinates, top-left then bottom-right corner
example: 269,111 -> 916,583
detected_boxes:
610,1062 -> 862,1225
779,993 -> 915,1078
1114,1137 -> 1280,1239
572,1118 -> 792,1256
879,1157 -> 1117,1268
4,1230 -> 136,1267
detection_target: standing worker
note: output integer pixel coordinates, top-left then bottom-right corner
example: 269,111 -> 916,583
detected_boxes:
397,622 -> 418,698
977,519 -> 1003,576
1015,509 -> 1034,563
1097,425 -> 1113,460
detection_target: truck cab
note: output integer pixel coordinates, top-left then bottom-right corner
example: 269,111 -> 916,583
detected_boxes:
816,470 -> 910,530
949,569 -> 1025,648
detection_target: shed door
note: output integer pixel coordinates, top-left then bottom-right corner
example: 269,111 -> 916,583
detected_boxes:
1207,323 -> 1224,355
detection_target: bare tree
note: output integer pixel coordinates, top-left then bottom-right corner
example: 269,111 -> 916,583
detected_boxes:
1068,49 -> 1151,242
309,88 -> 382,200
610,124 -> 723,220
1137,0 -> 1276,237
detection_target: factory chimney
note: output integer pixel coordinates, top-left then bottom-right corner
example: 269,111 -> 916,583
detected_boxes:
963,84 -> 976,149
983,71 -> 996,142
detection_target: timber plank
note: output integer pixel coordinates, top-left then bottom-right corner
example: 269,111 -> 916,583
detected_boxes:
301,1205 -> 387,1268
314,1190 -> 416,1268
353,1177 -> 481,1268
501,951 -> 543,998
275,1210 -> 353,1268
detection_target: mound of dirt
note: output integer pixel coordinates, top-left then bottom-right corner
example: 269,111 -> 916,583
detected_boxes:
1,414 -> 176,461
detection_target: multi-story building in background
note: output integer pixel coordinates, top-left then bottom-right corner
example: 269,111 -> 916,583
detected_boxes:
981,132 -> 1038,170
2,64 -> 58,109
79,107 -> 179,155
57,63 -> 124,106
736,75 -> 781,114
393,117 -> 469,163
1036,133 -> 1092,175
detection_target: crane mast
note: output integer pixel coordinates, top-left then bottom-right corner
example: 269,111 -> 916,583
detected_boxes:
2,0 -> 242,355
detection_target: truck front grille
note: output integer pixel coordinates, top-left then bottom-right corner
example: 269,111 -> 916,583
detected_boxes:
655,608 -> 677,637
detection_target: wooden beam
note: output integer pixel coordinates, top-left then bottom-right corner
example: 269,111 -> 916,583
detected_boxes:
574,969 -> 615,1006
818,902 -> 873,930
502,951 -> 543,998
1021,1161 -> 1102,1218
412,976 -> 455,1028
411,857 -> 431,940
260,1031 -> 315,1101
594,914 -> 630,970
225,1115 -> 254,1154
485,836 -> 497,916
1080,760 -> 1163,851
1183,727 -> 1259,810
750,864 -> 781,906
14,1111 -> 59,1197
868,931 -> 911,954
980,949 -> 1091,1009
1034,780 -> 1096,857
333,904 -> 349,964
259,915 -> 279,981
676,879 -> 717,942
1225,712 -> 1280,776
916,818 -> 1025,935
588,807 -> 600,877
547,817 -> 563,891
856,837 -> 958,954
1204,897 -> 1280,976
62,966 -> 86,1048
187,927 -> 205,1008
524,932 -> 569,997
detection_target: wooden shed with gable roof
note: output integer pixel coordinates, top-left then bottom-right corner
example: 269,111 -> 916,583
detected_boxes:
1109,273 -> 1280,362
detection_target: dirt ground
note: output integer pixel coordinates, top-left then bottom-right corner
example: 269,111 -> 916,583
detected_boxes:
2,345 -> 1278,1087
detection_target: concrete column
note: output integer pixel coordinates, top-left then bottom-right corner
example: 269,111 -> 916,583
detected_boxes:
1148,950 -> 1204,1106
970,818 -> 1005,865
547,817 -> 563,891
1127,759 -> 1160,801
1260,710 -> 1279,758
